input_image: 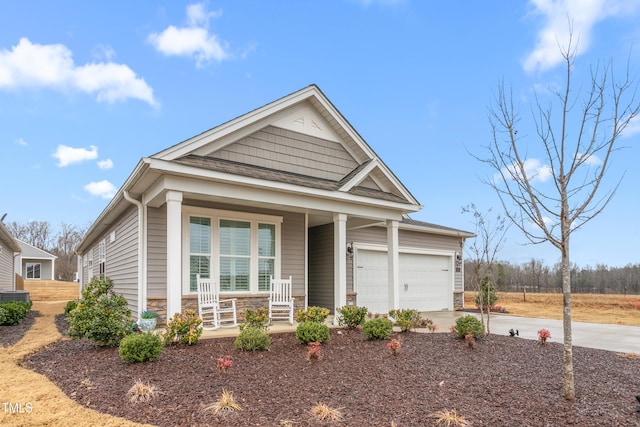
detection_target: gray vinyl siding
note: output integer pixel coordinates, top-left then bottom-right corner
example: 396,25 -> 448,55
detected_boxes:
84,207 -> 139,313
147,205 -> 167,298
209,125 -> 359,181
280,211 -> 305,295
0,241 -> 14,291
308,223 -> 334,311
347,226 -> 465,293
106,207 -> 139,313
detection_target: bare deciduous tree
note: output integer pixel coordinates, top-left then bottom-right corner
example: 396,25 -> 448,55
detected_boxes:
6,220 -> 54,250
482,36 -> 640,400
462,203 -> 509,335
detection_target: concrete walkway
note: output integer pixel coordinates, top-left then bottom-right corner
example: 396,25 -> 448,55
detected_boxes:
202,311 -> 640,354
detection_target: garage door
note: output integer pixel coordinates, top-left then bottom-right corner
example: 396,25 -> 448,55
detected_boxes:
356,250 -> 452,314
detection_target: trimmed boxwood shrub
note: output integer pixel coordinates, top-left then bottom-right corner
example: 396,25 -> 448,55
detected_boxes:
119,333 -> 163,363
0,301 -> 32,326
453,315 -> 485,338
336,305 -> 368,329
295,321 -> 330,344
234,326 -> 271,351
362,317 -> 393,340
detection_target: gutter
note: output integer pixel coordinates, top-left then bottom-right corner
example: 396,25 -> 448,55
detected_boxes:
124,191 -> 146,320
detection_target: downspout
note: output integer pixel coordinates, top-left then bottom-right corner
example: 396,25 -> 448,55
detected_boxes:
124,191 -> 146,320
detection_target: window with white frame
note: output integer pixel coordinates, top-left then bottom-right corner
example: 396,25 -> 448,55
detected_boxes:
185,209 -> 281,293
26,263 -> 41,279
98,240 -> 106,276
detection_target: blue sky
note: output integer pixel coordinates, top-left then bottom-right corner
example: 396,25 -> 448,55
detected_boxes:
1,1 -> 639,268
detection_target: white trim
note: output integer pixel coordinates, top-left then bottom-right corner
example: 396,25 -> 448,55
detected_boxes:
182,206 -> 283,295
338,159 -> 380,192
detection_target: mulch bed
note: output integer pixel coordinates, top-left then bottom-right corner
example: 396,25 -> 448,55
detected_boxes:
19,317 -> 640,426
0,310 -> 39,347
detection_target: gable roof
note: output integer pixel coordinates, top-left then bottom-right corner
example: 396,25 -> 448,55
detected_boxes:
17,240 -> 57,260
0,221 -> 21,253
153,84 -> 420,206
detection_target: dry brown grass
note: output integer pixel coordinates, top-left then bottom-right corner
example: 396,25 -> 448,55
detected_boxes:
126,380 -> 157,403
0,301 -> 150,427
310,402 -> 343,422
430,409 -> 472,426
23,280 -> 79,302
204,389 -> 242,415
464,292 -> 640,326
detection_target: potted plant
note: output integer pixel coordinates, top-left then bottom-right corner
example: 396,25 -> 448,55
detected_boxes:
139,310 -> 158,332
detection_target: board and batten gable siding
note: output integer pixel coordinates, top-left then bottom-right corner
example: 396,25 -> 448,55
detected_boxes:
147,205 -> 167,298
346,226 -> 465,293
208,125 -> 369,185
308,223 -> 334,311
0,240 -> 15,291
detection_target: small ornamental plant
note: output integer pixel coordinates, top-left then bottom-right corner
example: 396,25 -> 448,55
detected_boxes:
465,333 -> 476,349
216,355 -> 233,374
427,323 -> 438,333
538,328 -> 551,345
307,342 -> 322,361
386,338 -> 401,356
140,310 -> 158,319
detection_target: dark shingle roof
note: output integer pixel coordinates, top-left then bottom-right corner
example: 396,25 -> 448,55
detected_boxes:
173,154 -> 409,204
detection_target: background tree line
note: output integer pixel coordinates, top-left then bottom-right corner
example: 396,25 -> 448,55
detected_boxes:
5,220 -> 88,282
464,258 -> 640,296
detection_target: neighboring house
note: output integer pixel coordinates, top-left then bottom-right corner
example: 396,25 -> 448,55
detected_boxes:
76,85 -> 474,322
0,221 -> 21,291
16,240 -> 56,280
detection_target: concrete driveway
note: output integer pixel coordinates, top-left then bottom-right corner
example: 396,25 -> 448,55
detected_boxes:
426,311 -> 640,354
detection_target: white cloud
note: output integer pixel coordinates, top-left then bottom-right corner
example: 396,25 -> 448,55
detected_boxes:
523,0 -> 640,74
576,152 -> 602,166
84,180 -> 116,199
500,158 -> 553,184
148,3 -> 229,67
622,115 -> 640,138
0,38 -> 157,106
97,158 -> 113,170
52,144 -> 98,167
15,137 -> 27,146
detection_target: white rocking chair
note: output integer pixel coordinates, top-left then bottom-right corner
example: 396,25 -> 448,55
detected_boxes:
196,274 -> 237,330
268,275 -> 295,325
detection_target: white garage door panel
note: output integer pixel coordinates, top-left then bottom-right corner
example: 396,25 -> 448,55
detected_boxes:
399,253 -> 450,311
356,250 -> 452,313
355,250 -> 389,314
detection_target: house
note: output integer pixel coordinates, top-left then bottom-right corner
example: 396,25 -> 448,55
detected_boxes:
76,85 -> 474,322
16,240 -> 57,281
0,220 -> 21,291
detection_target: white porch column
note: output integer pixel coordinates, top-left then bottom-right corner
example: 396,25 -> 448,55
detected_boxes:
387,219 -> 400,311
333,213 -> 347,311
166,190 -> 183,318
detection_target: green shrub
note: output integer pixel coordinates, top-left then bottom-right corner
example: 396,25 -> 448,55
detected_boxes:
0,301 -> 31,326
295,321 -> 330,344
453,315 -> 485,338
475,276 -> 498,308
362,318 -> 393,340
119,333 -> 163,363
67,276 -> 134,347
294,306 -> 330,323
234,326 -> 271,351
240,307 -> 269,331
388,308 -> 422,332
64,299 -> 79,317
336,305 -> 368,329
162,310 -> 203,345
